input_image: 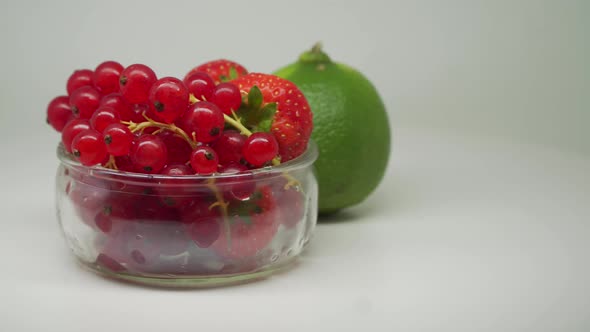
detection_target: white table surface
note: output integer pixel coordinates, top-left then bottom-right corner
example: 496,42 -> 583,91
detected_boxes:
1,127 -> 588,331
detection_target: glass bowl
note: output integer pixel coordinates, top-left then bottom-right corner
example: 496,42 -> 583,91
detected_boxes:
55,142 -> 318,287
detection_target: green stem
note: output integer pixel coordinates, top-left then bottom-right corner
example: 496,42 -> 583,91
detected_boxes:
206,178 -> 231,248
299,42 -> 332,64
223,114 -> 252,136
124,114 -> 198,149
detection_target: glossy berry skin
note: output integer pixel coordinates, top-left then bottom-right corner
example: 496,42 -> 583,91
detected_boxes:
93,61 -> 124,94
190,146 -> 218,175
61,119 -> 91,153
98,93 -> 138,121
119,64 -> 157,104
160,164 -> 194,176
47,96 -> 72,132
130,135 -> 167,173
180,101 -> 224,143
232,73 -> 313,161
210,82 -> 242,115
114,155 -> 134,172
211,130 -> 246,165
90,106 -> 119,133
69,86 -> 101,119
184,72 -> 215,101
184,59 -> 248,84
148,77 -> 189,124
242,132 -> 278,167
156,164 -> 195,208
178,199 -> 221,248
66,69 -> 93,95
156,130 -> 192,165
71,129 -> 108,166
219,162 -> 248,174
219,163 -> 255,201
103,123 -> 133,156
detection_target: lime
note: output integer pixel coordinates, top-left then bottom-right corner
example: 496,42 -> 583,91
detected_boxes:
274,44 -> 391,215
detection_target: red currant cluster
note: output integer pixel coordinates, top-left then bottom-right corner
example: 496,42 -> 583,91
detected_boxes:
47,59 -> 308,175
50,60 -> 315,274
66,168 -> 306,272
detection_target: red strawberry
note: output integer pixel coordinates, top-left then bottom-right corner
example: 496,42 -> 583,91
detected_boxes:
184,59 -> 248,85
212,186 -> 279,260
231,73 -> 313,162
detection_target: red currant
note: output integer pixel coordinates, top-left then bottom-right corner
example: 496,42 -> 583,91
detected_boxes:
156,164 -> 195,208
61,119 -> 91,153
66,69 -> 93,95
96,253 -> 126,272
180,101 -> 224,143
71,129 -> 108,166
190,146 -> 218,175
210,82 -> 242,115
186,216 -> 221,248
211,130 -> 246,165
184,72 -> 215,101
219,162 -> 248,174
160,164 -> 194,176
242,132 -> 279,167
99,93 -> 137,122
119,64 -> 157,104
47,96 -> 72,132
130,135 -> 167,173
219,163 -> 255,201
129,103 -> 150,122
90,106 -> 119,133
115,155 -> 135,172
180,200 -> 221,248
93,61 -> 124,94
156,130 -> 192,165
148,77 -> 189,124
69,86 -> 101,119
103,123 -> 133,156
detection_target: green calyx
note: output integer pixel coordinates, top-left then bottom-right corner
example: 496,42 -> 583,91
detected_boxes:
234,86 -> 277,133
298,42 -> 332,64
219,67 -> 239,82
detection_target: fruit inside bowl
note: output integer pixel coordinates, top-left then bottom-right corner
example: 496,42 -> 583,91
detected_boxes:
48,60 -> 317,287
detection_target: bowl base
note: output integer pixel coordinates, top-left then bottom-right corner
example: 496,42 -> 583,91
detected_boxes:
78,257 -> 299,288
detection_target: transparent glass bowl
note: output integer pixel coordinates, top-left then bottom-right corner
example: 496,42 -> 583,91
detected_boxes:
55,142 -> 318,287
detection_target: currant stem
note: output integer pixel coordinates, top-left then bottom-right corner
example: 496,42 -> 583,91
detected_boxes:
206,178 -> 231,248
103,155 -> 118,170
124,113 -> 198,149
223,113 -> 252,136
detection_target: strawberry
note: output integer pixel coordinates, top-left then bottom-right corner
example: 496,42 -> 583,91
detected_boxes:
184,59 -> 248,85
212,186 -> 279,259
231,73 -> 313,162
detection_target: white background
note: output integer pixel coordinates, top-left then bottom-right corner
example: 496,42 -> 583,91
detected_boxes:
1,0 -> 588,331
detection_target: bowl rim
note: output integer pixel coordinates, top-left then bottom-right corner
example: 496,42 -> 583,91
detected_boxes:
57,140 -> 318,182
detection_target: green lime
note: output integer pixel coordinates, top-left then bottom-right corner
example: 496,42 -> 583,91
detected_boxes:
274,43 -> 391,215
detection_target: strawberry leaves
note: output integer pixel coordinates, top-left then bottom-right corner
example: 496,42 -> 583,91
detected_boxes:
219,67 -> 240,83
235,86 -> 277,133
